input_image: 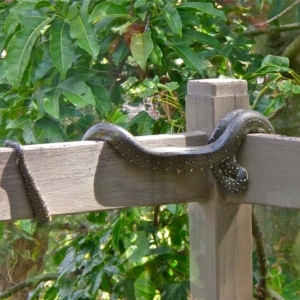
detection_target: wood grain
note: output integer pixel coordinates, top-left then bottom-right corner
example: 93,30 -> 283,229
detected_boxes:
230,133 -> 300,209
0,132 -> 209,222
186,78 -> 252,300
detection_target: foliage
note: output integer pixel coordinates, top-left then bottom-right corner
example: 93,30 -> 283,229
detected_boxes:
37,206 -> 189,299
245,55 -> 300,116
1,0 -> 300,299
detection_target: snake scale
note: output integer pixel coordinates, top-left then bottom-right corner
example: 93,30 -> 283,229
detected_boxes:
5,109 -> 274,224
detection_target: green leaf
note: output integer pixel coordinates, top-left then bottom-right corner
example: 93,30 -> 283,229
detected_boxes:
0,222 -> 4,240
34,118 -> 68,143
66,66 -> 98,82
253,94 -> 286,116
110,108 -> 127,124
171,44 -> 203,74
92,271 -> 103,295
6,115 -> 31,129
19,220 -> 34,235
161,282 -> 189,300
33,56 -> 54,83
149,245 -> 172,255
112,217 -> 125,252
162,3 -> 182,36
129,231 -> 150,262
50,19 -> 73,79
88,2 -> 128,23
112,37 -> 129,66
149,42 -> 163,66
59,248 -> 76,275
292,85 -> 300,94
166,204 -> 178,214
43,88 -> 60,120
183,29 -> 222,49
134,0 -> 147,9
59,79 -> 95,107
34,1 -> 52,9
261,55 -> 289,68
65,2 -> 79,21
276,80 -> 291,93
134,271 -> 156,299
130,31 -> 153,71
0,34 -> 5,57
157,82 -> 179,91
35,88 -> 47,121
178,2 -> 226,21
68,9 -> 100,59
4,2 -> 35,34
6,115 -> 39,144
4,9 -> 54,87
89,83 -> 113,118
125,111 -> 155,136
67,115 -> 94,140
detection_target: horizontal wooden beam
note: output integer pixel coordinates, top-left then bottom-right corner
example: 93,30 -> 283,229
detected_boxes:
230,134 -> 300,209
1,131 -> 300,222
0,132 -> 209,222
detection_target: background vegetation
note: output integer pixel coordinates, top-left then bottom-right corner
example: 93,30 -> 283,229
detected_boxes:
1,0 -> 300,299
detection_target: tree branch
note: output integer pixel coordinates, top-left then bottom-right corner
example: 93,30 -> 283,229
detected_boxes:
243,23 -> 300,38
254,0 -> 300,27
282,35 -> 300,61
0,273 -> 59,299
252,209 -> 268,299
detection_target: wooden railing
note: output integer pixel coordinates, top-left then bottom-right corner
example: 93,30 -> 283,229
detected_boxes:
1,79 -> 299,299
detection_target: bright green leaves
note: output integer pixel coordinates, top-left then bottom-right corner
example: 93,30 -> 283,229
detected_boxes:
50,19 -> 72,79
244,55 -> 300,116
68,7 -> 100,59
162,3 -> 182,36
130,31 -> 153,70
5,9 -> 54,87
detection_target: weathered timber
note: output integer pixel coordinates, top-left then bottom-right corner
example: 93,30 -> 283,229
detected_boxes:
232,133 -> 300,209
0,132 -> 209,222
186,78 -> 252,300
2,131 -> 296,223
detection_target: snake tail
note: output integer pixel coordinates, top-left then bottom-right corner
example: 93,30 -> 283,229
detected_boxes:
5,140 -> 51,225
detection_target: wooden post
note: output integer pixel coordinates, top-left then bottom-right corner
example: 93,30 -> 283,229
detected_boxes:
186,79 -> 252,299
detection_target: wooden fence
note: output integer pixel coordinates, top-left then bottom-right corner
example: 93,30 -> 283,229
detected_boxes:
1,78 -> 299,299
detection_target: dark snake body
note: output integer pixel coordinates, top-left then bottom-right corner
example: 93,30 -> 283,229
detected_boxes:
83,110 -> 274,192
5,109 -> 274,223
4,141 -> 51,225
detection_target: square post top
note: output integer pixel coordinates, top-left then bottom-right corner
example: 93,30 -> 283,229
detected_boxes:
187,79 -> 248,97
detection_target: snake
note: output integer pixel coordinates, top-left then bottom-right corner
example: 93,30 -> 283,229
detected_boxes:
4,141 -> 51,226
5,109 -> 274,223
